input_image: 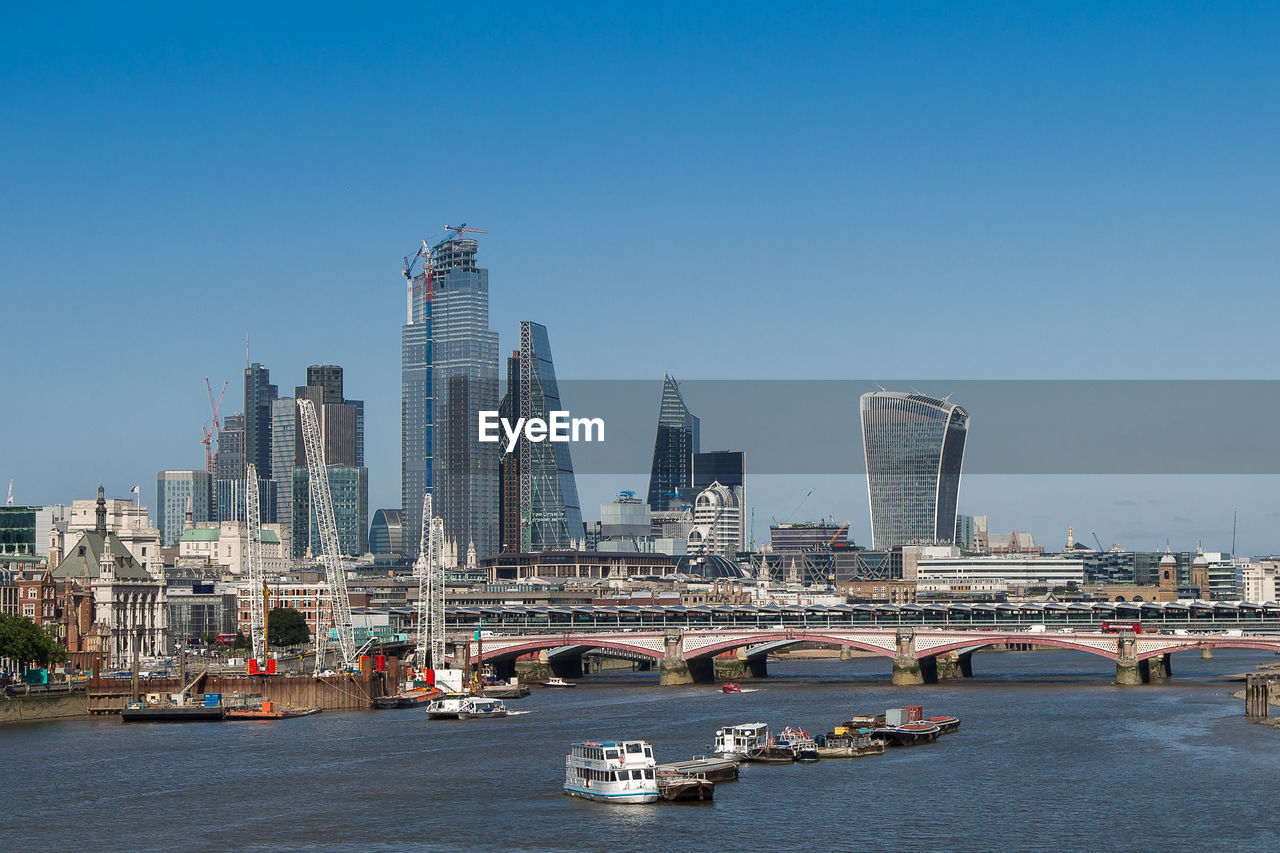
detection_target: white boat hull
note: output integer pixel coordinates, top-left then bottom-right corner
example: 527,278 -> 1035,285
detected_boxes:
563,786 -> 659,804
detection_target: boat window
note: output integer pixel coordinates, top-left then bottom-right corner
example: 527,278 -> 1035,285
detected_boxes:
630,770 -> 643,780
644,769 -> 654,779
626,743 -> 642,754
604,749 -> 619,760
644,747 -> 652,757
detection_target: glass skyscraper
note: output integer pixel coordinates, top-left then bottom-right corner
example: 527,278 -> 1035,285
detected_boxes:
646,374 -> 700,512
243,362 -> 277,481
401,250 -> 433,557
429,238 -> 499,559
860,391 -> 969,549
156,470 -> 211,546
498,322 -> 584,551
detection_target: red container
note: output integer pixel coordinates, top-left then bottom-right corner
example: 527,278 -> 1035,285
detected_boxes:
375,654 -> 387,672
906,705 -> 923,722
423,669 -> 435,685
247,659 -> 260,675
266,658 -> 277,675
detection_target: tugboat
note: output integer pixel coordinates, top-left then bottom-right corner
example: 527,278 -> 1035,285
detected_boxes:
563,740 -> 660,804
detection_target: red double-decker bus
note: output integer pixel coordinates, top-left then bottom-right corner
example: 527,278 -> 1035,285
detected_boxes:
1101,621 -> 1142,634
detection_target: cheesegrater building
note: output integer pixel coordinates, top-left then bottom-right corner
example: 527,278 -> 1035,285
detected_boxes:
860,390 -> 969,550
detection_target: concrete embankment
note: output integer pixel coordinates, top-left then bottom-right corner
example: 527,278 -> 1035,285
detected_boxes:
1,690 -> 90,725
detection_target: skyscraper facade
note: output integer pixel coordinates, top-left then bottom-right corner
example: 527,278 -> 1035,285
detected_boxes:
270,397 -> 301,531
156,470 -> 211,546
646,374 -> 700,512
401,249 -> 434,557
860,391 -> 969,550
496,322 -> 584,551
243,362 -> 277,480
430,238 -> 499,559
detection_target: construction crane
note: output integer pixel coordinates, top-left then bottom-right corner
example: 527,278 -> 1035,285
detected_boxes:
298,398 -> 356,675
5,480 -> 12,506
827,521 -> 851,547
771,489 -> 815,526
442,223 -> 487,241
402,239 -> 432,324
412,493 -> 446,668
1092,532 -> 1105,552
244,465 -> 267,667
201,378 -> 228,474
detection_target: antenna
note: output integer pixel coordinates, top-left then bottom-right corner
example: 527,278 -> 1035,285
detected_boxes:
1232,510 -> 1238,559
245,332 -> 250,368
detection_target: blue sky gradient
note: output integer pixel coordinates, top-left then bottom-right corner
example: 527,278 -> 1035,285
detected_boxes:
4,3 -> 1279,551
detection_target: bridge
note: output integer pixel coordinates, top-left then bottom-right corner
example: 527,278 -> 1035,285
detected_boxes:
454,627 -> 1280,686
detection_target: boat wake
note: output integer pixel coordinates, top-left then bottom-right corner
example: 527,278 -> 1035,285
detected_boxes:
505,710 -> 535,716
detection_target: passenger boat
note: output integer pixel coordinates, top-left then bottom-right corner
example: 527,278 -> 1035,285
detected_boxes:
713,722 -> 769,760
425,693 -> 471,720
721,682 -> 742,693
872,722 -> 942,746
543,677 -> 576,688
225,700 -> 321,721
458,696 -> 508,719
563,740 -> 660,804
656,769 -> 714,802
775,726 -> 820,762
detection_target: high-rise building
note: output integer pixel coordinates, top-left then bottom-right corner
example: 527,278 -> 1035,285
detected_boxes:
430,237 -> 499,559
687,481 -> 743,559
295,365 -> 364,468
646,374 -> 700,512
369,509 -> 406,556
243,362 -> 277,481
291,464 -> 368,557
214,413 -> 245,481
860,391 -> 969,549
212,476 -> 276,526
496,322 -> 584,551
270,397 -> 302,530
156,470 -> 212,546
401,244 -> 434,558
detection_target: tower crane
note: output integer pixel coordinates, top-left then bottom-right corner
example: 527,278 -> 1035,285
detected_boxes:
245,464 -> 268,667
402,239 -> 432,325
298,398 -> 356,675
771,489 -> 815,526
412,493 -> 446,668
201,378 -> 228,474
442,223 -> 487,240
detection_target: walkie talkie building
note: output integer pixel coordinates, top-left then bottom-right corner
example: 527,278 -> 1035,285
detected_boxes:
860,391 -> 969,550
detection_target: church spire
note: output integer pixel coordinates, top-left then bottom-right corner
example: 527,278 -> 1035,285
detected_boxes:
95,484 -> 107,536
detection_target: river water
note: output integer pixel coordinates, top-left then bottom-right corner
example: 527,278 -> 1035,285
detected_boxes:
4,649 -> 1278,852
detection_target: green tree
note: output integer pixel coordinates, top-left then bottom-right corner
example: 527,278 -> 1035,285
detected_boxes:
232,630 -> 250,651
0,614 -> 67,669
267,607 -> 310,647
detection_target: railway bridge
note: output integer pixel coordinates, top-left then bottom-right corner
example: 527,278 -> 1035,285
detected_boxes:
459,627 -> 1280,686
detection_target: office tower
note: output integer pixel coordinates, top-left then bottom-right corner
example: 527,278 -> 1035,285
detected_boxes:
369,509 -> 405,556
296,365 -> 364,468
292,464 -> 368,557
860,391 -> 969,549
270,397 -> 302,531
496,322 -> 584,551
243,363 -> 277,480
214,413 -> 245,481
156,470 -> 211,546
693,450 -> 745,546
212,476 -> 276,525
646,374 -> 700,512
687,481 -> 743,559
401,245 -> 434,557
430,237 -> 500,559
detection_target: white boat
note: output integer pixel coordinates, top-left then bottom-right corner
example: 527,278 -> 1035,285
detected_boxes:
563,740 -> 659,804
713,722 -> 769,760
425,693 -> 470,720
544,677 -> 576,688
459,696 -> 508,719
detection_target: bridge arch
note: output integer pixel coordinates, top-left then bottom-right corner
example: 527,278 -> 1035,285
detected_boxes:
920,635 -> 1122,661
686,632 -> 896,661
471,636 -> 663,664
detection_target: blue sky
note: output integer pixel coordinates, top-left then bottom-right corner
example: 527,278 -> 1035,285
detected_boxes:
4,3 -> 1279,552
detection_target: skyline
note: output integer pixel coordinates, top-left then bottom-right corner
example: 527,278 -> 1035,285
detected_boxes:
5,3 -> 1280,551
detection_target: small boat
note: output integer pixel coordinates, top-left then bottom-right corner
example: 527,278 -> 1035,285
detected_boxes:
713,722 -> 769,760
375,685 -> 443,709
775,726 -> 820,762
543,677 -> 577,688
746,743 -> 796,763
721,682 -> 741,693
656,770 -> 714,802
924,715 -> 961,735
872,722 -> 942,746
564,740 -> 659,804
225,700 -> 321,721
425,693 -> 471,720
657,757 -> 740,782
458,696 -> 508,719
479,682 -> 531,699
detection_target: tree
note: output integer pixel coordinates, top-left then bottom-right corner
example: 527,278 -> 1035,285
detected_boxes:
0,614 -> 67,669
232,630 -> 250,651
267,607 -> 310,647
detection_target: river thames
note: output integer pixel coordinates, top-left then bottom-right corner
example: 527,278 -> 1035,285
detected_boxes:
4,648 -> 1278,852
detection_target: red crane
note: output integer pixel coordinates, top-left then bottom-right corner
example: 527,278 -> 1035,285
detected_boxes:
203,377 -> 228,473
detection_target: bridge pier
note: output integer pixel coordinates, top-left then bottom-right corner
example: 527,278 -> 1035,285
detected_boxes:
1147,653 -> 1172,683
659,629 -> 695,686
1115,632 -> 1144,686
958,651 -> 974,678
892,629 -> 924,686
933,650 -> 965,681
550,654 -> 584,680
714,653 -> 767,681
